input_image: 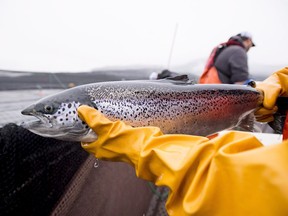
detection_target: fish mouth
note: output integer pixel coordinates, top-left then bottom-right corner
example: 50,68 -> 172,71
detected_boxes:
20,115 -> 53,129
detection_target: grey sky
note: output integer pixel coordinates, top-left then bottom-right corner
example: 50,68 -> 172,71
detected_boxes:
0,0 -> 287,73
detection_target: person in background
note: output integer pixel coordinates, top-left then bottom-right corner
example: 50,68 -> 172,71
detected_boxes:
199,31 -> 255,84
78,67 -> 288,215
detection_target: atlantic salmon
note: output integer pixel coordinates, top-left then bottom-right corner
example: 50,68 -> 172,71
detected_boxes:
21,79 -> 262,142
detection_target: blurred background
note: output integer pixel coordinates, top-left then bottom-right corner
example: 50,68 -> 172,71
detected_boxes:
0,0 -> 287,77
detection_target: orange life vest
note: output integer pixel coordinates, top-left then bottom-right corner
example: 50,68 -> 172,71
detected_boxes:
199,66 -> 222,84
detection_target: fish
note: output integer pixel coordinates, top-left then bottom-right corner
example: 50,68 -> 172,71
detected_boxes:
20,78 -> 262,142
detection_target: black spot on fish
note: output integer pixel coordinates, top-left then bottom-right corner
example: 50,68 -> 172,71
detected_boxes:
68,103 -> 72,108
66,118 -> 68,121
62,108 -> 65,111
58,111 -> 61,114
60,118 -> 63,121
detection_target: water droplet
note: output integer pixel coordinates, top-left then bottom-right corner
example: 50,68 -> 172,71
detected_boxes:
94,158 -> 100,168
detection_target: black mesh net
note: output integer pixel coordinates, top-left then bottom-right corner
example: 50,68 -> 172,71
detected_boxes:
269,97 -> 288,134
0,123 -> 89,216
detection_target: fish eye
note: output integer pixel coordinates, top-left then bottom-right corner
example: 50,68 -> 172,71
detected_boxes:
44,105 -> 54,113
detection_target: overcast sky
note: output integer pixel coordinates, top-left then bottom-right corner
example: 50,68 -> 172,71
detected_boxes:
0,0 -> 287,73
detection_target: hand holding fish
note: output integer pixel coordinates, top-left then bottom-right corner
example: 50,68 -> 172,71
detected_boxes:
255,67 -> 288,122
78,104 -> 166,164
19,68 -> 288,216
76,104 -> 288,216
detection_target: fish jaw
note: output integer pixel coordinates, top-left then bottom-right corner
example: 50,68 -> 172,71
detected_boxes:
20,117 -> 97,142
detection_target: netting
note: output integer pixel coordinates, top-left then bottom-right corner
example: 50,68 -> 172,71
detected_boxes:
269,97 -> 288,135
0,123 -> 88,216
0,124 -> 167,216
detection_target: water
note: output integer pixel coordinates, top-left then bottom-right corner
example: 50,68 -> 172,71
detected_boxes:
0,89 -> 62,126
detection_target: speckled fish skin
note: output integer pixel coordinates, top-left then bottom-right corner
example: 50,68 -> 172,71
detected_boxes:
21,80 -> 261,142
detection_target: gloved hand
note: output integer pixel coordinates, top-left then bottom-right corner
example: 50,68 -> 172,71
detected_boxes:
255,67 -> 288,122
77,105 -> 288,215
77,105 -> 165,165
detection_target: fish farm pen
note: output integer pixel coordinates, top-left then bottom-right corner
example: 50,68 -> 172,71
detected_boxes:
0,123 -> 172,216
0,70 -> 286,216
0,70 -> 174,216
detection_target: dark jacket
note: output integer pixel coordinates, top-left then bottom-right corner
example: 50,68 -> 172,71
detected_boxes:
214,36 -> 249,84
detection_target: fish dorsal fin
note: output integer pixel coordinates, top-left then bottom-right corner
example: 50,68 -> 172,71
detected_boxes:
158,75 -> 195,85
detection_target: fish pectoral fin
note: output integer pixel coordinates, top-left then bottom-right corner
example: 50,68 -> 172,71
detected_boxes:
232,113 -> 257,132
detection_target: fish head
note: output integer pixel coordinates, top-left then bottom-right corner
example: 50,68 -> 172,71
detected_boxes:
21,99 -> 97,142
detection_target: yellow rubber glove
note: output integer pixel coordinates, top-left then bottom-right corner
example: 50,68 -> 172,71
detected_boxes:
255,67 -> 288,122
78,105 -> 288,216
